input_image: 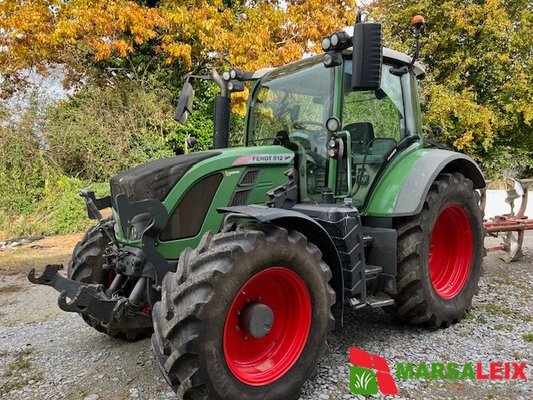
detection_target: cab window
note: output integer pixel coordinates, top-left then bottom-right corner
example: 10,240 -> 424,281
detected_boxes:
339,60 -> 405,206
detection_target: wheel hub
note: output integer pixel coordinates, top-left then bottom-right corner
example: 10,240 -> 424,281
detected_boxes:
240,303 -> 274,339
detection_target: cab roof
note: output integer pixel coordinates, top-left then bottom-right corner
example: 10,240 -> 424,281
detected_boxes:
251,47 -> 426,80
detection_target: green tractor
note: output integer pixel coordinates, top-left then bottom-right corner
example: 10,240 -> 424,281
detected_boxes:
29,15 -> 485,400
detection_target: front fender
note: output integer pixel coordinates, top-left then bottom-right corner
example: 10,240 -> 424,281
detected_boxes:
366,148 -> 485,217
218,205 -> 344,327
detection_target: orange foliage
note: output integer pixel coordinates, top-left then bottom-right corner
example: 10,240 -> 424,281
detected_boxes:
0,0 -> 355,88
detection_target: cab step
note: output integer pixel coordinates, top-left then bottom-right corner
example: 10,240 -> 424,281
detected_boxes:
347,297 -> 364,309
366,292 -> 394,308
364,264 -> 383,278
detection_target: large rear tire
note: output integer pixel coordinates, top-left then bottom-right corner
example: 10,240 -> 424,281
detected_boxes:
68,219 -> 153,340
151,224 -> 335,400
388,173 -> 484,328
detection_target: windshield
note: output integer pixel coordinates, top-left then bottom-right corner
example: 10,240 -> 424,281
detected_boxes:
247,58 -> 333,202
247,57 -> 333,147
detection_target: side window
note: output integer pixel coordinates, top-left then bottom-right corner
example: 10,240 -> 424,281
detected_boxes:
342,63 -> 403,142
339,61 -> 405,206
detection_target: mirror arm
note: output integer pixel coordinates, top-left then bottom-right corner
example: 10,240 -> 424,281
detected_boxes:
212,68 -> 228,97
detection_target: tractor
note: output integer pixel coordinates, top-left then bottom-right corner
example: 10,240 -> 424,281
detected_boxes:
29,14 -> 485,400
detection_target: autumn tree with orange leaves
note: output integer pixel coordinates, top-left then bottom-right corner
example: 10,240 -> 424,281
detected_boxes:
0,0 -> 355,93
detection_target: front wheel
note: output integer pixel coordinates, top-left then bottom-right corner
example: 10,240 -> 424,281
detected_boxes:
151,224 -> 335,400
388,173 -> 484,328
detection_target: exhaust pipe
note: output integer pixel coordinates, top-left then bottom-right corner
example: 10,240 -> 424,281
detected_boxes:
212,68 -> 230,149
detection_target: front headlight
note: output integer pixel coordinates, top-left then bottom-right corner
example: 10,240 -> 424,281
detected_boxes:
128,213 -> 152,240
129,225 -> 139,240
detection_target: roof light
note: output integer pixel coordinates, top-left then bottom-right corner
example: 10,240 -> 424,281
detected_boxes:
330,31 -> 352,50
230,68 -> 244,80
323,51 -> 343,68
321,37 -> 332,51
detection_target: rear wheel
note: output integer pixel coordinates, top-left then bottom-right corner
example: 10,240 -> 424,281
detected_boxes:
389,173 -> 484,327
68,219 -> 153,340
151,224 -> 335,400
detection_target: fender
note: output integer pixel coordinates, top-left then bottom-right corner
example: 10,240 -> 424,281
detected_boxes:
366,148 -> 485,217
218,205 -> 345,326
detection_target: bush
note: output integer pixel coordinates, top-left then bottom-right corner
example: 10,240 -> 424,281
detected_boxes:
0,98 -> 50,217
45,79 -> 176,182
0,74 -> 258,239
481,146 -> 533,182
0,97 -> 108,238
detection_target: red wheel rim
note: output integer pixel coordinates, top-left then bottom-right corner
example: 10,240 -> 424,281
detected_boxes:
223,267 -> 311,386
429,204 -> 473,299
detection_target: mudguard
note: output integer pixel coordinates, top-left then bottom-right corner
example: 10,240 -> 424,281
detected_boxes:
366,149 -> 485,217
218,205 -> 345,326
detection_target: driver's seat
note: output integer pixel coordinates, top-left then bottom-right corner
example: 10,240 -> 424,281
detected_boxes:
344,122 -> 375,155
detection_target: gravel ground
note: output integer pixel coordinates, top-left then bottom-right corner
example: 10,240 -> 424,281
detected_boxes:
0,233 -> 532,400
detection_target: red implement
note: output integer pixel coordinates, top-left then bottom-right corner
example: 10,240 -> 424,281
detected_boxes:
482,178 -> 532,263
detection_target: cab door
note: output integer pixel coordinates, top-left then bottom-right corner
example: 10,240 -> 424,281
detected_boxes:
336,59 -> 417,207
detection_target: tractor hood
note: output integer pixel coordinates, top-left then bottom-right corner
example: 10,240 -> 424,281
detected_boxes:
110,151 -> 220,206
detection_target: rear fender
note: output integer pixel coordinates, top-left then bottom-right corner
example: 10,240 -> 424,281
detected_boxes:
218,205 -> 344,327
366,148 -> 485,217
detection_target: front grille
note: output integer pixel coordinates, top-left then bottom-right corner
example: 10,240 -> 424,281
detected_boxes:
229,189 -> 251,206
238,170 -> 259,186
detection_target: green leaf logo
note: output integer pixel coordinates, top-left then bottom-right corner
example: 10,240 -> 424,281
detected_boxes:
350,366 -> 378,395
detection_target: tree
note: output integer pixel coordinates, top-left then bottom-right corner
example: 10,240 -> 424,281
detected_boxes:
1,0 -> 356,94
368,0 -> 532,177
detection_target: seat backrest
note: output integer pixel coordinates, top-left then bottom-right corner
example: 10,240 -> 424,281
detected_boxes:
344,122 -> 375,154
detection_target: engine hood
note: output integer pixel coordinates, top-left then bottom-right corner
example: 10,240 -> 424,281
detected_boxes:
110,151 -> 220,205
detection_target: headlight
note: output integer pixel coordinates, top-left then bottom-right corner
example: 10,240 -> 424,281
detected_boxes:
129,225 -> 139,240
128,213 -> 152,240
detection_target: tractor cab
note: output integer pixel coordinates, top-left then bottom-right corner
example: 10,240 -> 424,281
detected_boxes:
246,47 -> 425,207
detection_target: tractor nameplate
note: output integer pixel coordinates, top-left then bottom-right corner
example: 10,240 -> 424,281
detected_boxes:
232,154 -> 294,166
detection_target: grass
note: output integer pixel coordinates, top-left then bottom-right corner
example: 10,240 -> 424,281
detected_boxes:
484,303 -> 507,316
523,333 -> 533,342
0,284 -> 23,295
462,311 -> 476,320
0,348 -> 43,395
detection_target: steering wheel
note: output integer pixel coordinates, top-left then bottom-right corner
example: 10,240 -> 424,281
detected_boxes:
292,121 -> 324,131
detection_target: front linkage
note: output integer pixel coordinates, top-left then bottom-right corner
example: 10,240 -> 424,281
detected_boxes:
28,264 -> 151,331
27,190 -> 168,336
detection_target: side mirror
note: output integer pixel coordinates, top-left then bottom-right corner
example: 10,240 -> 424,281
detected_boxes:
352,22 -> 383,90
432,125 -> 443,138
174,82 -> 194,124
